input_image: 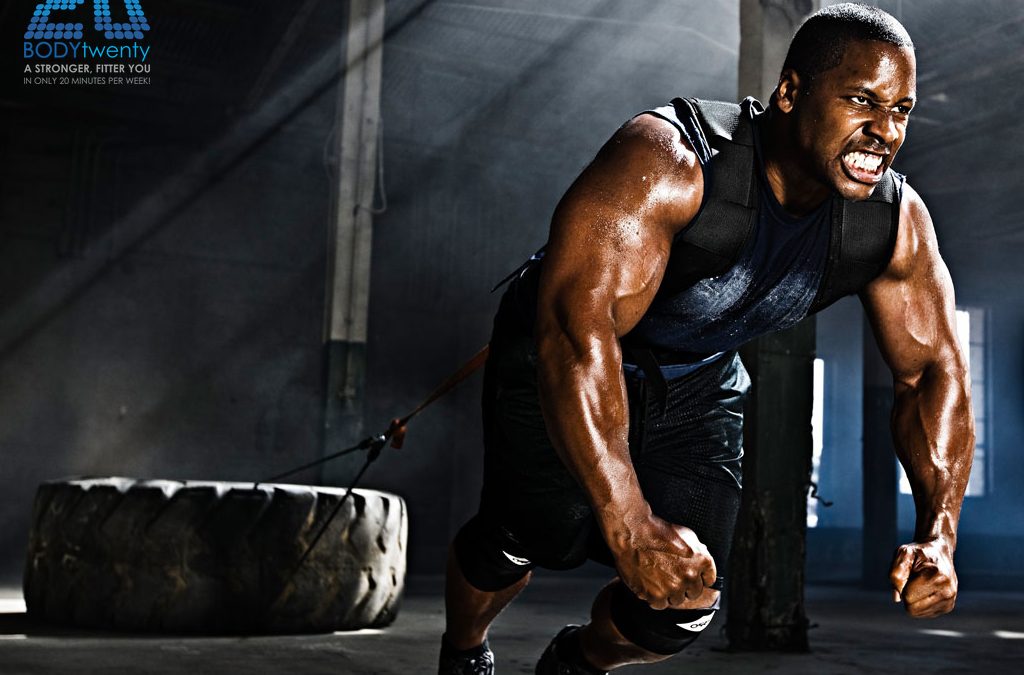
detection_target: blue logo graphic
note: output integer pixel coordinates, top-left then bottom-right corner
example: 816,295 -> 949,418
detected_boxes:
23,1 -> 149,41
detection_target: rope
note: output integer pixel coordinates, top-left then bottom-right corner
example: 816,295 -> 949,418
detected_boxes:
259,342 -> 490,608
256,343 -> 489,486
808,479 -> 834,507
256,436 -> 378,486
275,441 -> 382,598
395,343 -> 489,428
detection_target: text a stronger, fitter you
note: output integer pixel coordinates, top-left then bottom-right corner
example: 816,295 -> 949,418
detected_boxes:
31,63 -> 149,73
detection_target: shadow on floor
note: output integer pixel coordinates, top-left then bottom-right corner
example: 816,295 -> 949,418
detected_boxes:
1,577 -> 1023,674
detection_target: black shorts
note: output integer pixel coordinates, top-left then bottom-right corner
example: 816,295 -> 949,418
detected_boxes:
469,289 -> 750,578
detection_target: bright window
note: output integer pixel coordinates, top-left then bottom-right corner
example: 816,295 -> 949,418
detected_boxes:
807,357 -> 825,527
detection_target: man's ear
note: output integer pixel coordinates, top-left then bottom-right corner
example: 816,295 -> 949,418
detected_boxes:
775,68 -> 803,114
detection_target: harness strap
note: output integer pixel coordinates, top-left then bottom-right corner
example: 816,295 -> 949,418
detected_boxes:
625,347 -> 669,417
633,96 -> 903,319
654,98 -> 763,294
808,173 -> 902,314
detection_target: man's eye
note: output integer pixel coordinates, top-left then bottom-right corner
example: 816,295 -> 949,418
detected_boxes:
895,106 -> 913,115
851,95 -> 870,105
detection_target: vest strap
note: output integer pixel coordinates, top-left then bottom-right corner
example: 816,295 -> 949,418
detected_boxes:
656,98 -> 763,293
650,96 -> 901,313
807,172 -> 902,314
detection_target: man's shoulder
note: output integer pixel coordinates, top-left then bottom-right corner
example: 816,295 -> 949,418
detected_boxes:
895,180 -> 933,254
871,179 -> 942,285
615,96 -> 743,171
605,112 -> 704,178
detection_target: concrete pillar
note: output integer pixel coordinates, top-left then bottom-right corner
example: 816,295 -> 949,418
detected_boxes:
738,0 -> 816,103
323,0 -> 385,481
730,324 -> 816,651
727,0 -> 819,653
862,318 -> 898,588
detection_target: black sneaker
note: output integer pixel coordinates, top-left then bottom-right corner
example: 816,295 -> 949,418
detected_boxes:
535,625 -> 608,675
438,634 -> 495,675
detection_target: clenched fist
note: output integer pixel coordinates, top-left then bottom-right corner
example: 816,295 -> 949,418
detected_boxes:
612,512 -> 717,610
889,539 -> 957,618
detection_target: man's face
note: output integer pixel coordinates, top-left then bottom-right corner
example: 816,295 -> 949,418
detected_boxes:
790,40 -> 917,201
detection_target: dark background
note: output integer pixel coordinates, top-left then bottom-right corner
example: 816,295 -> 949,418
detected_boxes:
0,0 -> 1021,586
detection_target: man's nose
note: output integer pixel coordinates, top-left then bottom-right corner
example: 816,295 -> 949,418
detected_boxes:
864,110 -> 900,146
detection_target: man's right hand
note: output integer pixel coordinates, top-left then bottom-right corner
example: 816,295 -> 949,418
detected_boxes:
610,511 -> 717,610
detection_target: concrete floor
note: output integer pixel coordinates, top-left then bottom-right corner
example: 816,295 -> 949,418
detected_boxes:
2,572 -> 1023,674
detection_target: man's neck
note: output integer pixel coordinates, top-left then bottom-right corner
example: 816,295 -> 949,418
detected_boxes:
761,108 -> 832,217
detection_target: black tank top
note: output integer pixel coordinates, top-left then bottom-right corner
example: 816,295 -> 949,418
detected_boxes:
506,99 -> 901,364
623,113 -> 831,355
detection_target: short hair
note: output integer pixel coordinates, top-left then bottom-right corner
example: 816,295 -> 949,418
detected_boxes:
782,3 -> 914,89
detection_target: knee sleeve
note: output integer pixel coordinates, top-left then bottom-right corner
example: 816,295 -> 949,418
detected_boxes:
609,582 -> 719,655
452,515 -> 535,592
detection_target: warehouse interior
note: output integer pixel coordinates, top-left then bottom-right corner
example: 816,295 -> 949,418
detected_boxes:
1,0 -> 1023,672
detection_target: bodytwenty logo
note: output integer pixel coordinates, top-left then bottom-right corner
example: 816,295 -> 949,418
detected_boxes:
23,1 -> 151,61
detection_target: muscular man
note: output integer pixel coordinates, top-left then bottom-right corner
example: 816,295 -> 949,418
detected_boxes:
439,5 -> 974,673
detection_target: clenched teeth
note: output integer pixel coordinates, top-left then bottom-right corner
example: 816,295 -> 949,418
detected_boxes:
844,151 -> 883,172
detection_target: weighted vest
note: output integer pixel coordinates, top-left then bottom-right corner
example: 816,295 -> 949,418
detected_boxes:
495,97 -> 903,349
660,96 -> 901,316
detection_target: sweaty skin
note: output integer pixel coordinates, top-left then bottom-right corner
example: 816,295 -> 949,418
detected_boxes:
862,184 -> 973,618
534,115 -> 724,670
771,40 -> 973,618
534,113 -> 716,615
534,37 -> 972,637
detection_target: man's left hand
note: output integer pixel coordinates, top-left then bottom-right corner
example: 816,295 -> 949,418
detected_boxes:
889,539 -> 958,618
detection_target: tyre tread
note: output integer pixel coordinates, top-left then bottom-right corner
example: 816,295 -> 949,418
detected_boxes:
23,477 -> 407,634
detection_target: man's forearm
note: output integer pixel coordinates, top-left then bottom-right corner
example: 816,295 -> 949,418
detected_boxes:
534,325 -> 650,551
891,359 -> 975,545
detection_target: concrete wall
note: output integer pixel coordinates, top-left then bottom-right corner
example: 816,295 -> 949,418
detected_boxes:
0,0 -> 741,583
0,86 -> 337,582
